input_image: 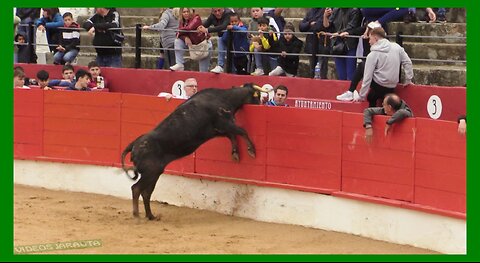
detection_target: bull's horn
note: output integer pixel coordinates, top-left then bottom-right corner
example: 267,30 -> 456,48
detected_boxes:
253,85 -> 268,93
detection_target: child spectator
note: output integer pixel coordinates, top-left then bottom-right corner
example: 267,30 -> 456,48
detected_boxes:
269,23 -> 303,77
48,64 -> 75,87
14,33 -> 30,63
14,68 -> 30,89
249,16 -> 279,76
65,69 -> 92,91
36,70 -> 53,90
53,12 -> 80,65
222,13 -> 249,75
87,61 -> 107,89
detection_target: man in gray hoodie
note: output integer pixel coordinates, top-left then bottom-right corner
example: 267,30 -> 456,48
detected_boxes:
354,27 -> 413,107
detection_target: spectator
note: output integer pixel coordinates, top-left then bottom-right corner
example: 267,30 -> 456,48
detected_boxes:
83,8 -> 123,68
247,8 -> 280,74
299,8 -> 329,79
197,8 -> 235,74
142,8 -> 179,69
457,115 -> 466,135
363,93 -> 412,144
53,12 -> 80,65
14,68 -> 30,89
35,8 -> 64,53
269,22 -> 303,77
324,8 -> 362,81
170,8 -> 212,72
36,70 -> 53,90
48,64 -> 75,87
87,61 -> 107,89
264,8 -> 286,33
266,85 -> 289,106
14,33 -> 30,63
249,16 -> 279,76
353,27 -> 413,107
222,13 -> 249,75
66,69 -> 92,91
16,8 -> 41,44
404,8 -> 447,23
158,78 -> 198,101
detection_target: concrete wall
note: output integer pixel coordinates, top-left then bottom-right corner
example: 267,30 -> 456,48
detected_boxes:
14,159 -> 466,254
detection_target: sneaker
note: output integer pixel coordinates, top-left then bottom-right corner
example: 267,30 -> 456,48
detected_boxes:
210,65 -> 224,74
285,72 -> 295,77
268,66 -> 285,76
403,12 -> 418,23
170,63 -> 184,71
251,68 -> 264,76
353,90 -> 360,101
336,90 -> 354,101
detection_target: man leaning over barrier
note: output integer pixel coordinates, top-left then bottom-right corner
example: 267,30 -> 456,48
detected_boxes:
363,94 -> 413,144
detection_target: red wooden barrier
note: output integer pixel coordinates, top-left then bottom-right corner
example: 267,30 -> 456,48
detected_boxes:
414,118 -> 466,213
14,89 -> 44,158
13,89 -> 466,218
42,91 -> 122,165
341,112 -> 416,202
265,107 -> 342,193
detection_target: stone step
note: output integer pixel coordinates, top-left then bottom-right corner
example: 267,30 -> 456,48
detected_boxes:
403,42 -> 466,61
74,51 -> 465,86
387,22 -> 466,44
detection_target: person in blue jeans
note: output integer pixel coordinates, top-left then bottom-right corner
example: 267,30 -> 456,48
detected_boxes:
404,8 -> 447,23
83,8 -> 123,68
53,12 -> 80,65
324,8 -> 362,80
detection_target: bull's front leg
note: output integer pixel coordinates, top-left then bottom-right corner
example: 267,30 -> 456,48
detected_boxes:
226,125 -> 256,159
227,134 -> 240,162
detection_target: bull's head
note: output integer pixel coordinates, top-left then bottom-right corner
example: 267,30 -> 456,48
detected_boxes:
242,83 -> 268,105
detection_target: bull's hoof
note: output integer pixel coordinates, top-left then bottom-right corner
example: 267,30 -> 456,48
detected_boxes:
247,149 -> 256,158
232,152 -> 240,162
133,212 -> 140,218
147,214 -> 161,221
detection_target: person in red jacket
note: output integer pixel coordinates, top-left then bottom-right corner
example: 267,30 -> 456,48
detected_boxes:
169,8 -> 212,72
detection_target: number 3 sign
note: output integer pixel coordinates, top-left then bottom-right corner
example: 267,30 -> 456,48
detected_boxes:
427,95 -> 442,119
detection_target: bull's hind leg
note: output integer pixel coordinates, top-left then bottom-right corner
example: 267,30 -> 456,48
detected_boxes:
131,181 -> 142,218
141,177 -> 160,220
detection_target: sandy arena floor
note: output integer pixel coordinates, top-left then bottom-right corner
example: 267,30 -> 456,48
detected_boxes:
14,184 -> 438,254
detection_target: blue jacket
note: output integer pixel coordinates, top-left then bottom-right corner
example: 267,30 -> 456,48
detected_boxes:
222,24 -> 249,57
35,13 -> 64,51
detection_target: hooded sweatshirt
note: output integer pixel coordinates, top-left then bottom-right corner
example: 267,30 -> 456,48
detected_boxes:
359,38 -> 413,99
149,8 -> 179,49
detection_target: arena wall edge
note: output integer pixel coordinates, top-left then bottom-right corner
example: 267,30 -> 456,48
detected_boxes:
14,159 -> 466,254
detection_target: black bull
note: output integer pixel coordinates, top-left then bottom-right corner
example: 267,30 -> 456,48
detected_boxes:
121,83 -> 268,220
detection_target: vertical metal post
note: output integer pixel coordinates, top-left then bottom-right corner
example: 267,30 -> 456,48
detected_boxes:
28,22 -> 36,63
226,30 -> 233,73
135,24 -> 142,69
311,32 -> 319,78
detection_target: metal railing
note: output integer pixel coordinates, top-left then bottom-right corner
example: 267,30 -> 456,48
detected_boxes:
15,23 -> 466,78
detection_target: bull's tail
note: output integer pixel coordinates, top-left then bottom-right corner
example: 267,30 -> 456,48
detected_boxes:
121,138 -> 140,180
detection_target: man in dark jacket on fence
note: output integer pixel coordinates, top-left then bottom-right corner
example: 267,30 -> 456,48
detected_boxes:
83,8 -> 123,67
363,94 -> 413,144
